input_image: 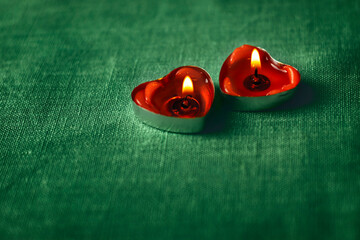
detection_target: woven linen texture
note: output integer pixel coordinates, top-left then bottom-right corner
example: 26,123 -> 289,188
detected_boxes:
0,0 -> 359,239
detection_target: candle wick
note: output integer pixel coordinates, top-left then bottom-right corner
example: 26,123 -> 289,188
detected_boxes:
181,95 -> 192,108
254,68 -> 258,78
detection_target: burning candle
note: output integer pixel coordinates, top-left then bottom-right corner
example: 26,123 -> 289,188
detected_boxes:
131,66 -> 214,133
165,76 -> 200,117
243,49 -> 270,91
219,45 -> 301,111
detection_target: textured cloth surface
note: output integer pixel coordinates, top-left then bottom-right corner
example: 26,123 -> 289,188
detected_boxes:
0,0 -> 359,239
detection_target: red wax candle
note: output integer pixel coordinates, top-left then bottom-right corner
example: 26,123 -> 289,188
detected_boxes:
220,45 -> 300,97
132,66 -> 214,118
131,66 -> 215,133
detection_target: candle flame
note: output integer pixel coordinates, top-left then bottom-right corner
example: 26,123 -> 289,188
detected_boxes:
251,48 -> 261,69
182,76 -> 193,95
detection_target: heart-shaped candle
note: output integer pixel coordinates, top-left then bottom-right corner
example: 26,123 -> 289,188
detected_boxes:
220,45 -> 301,111
131,66 -> 214,133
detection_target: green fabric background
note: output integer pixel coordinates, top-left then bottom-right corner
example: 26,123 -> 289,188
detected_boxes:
0,0 -> 359,239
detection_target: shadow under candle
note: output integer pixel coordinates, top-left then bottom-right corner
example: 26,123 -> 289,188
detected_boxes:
267,82 -> 316,111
